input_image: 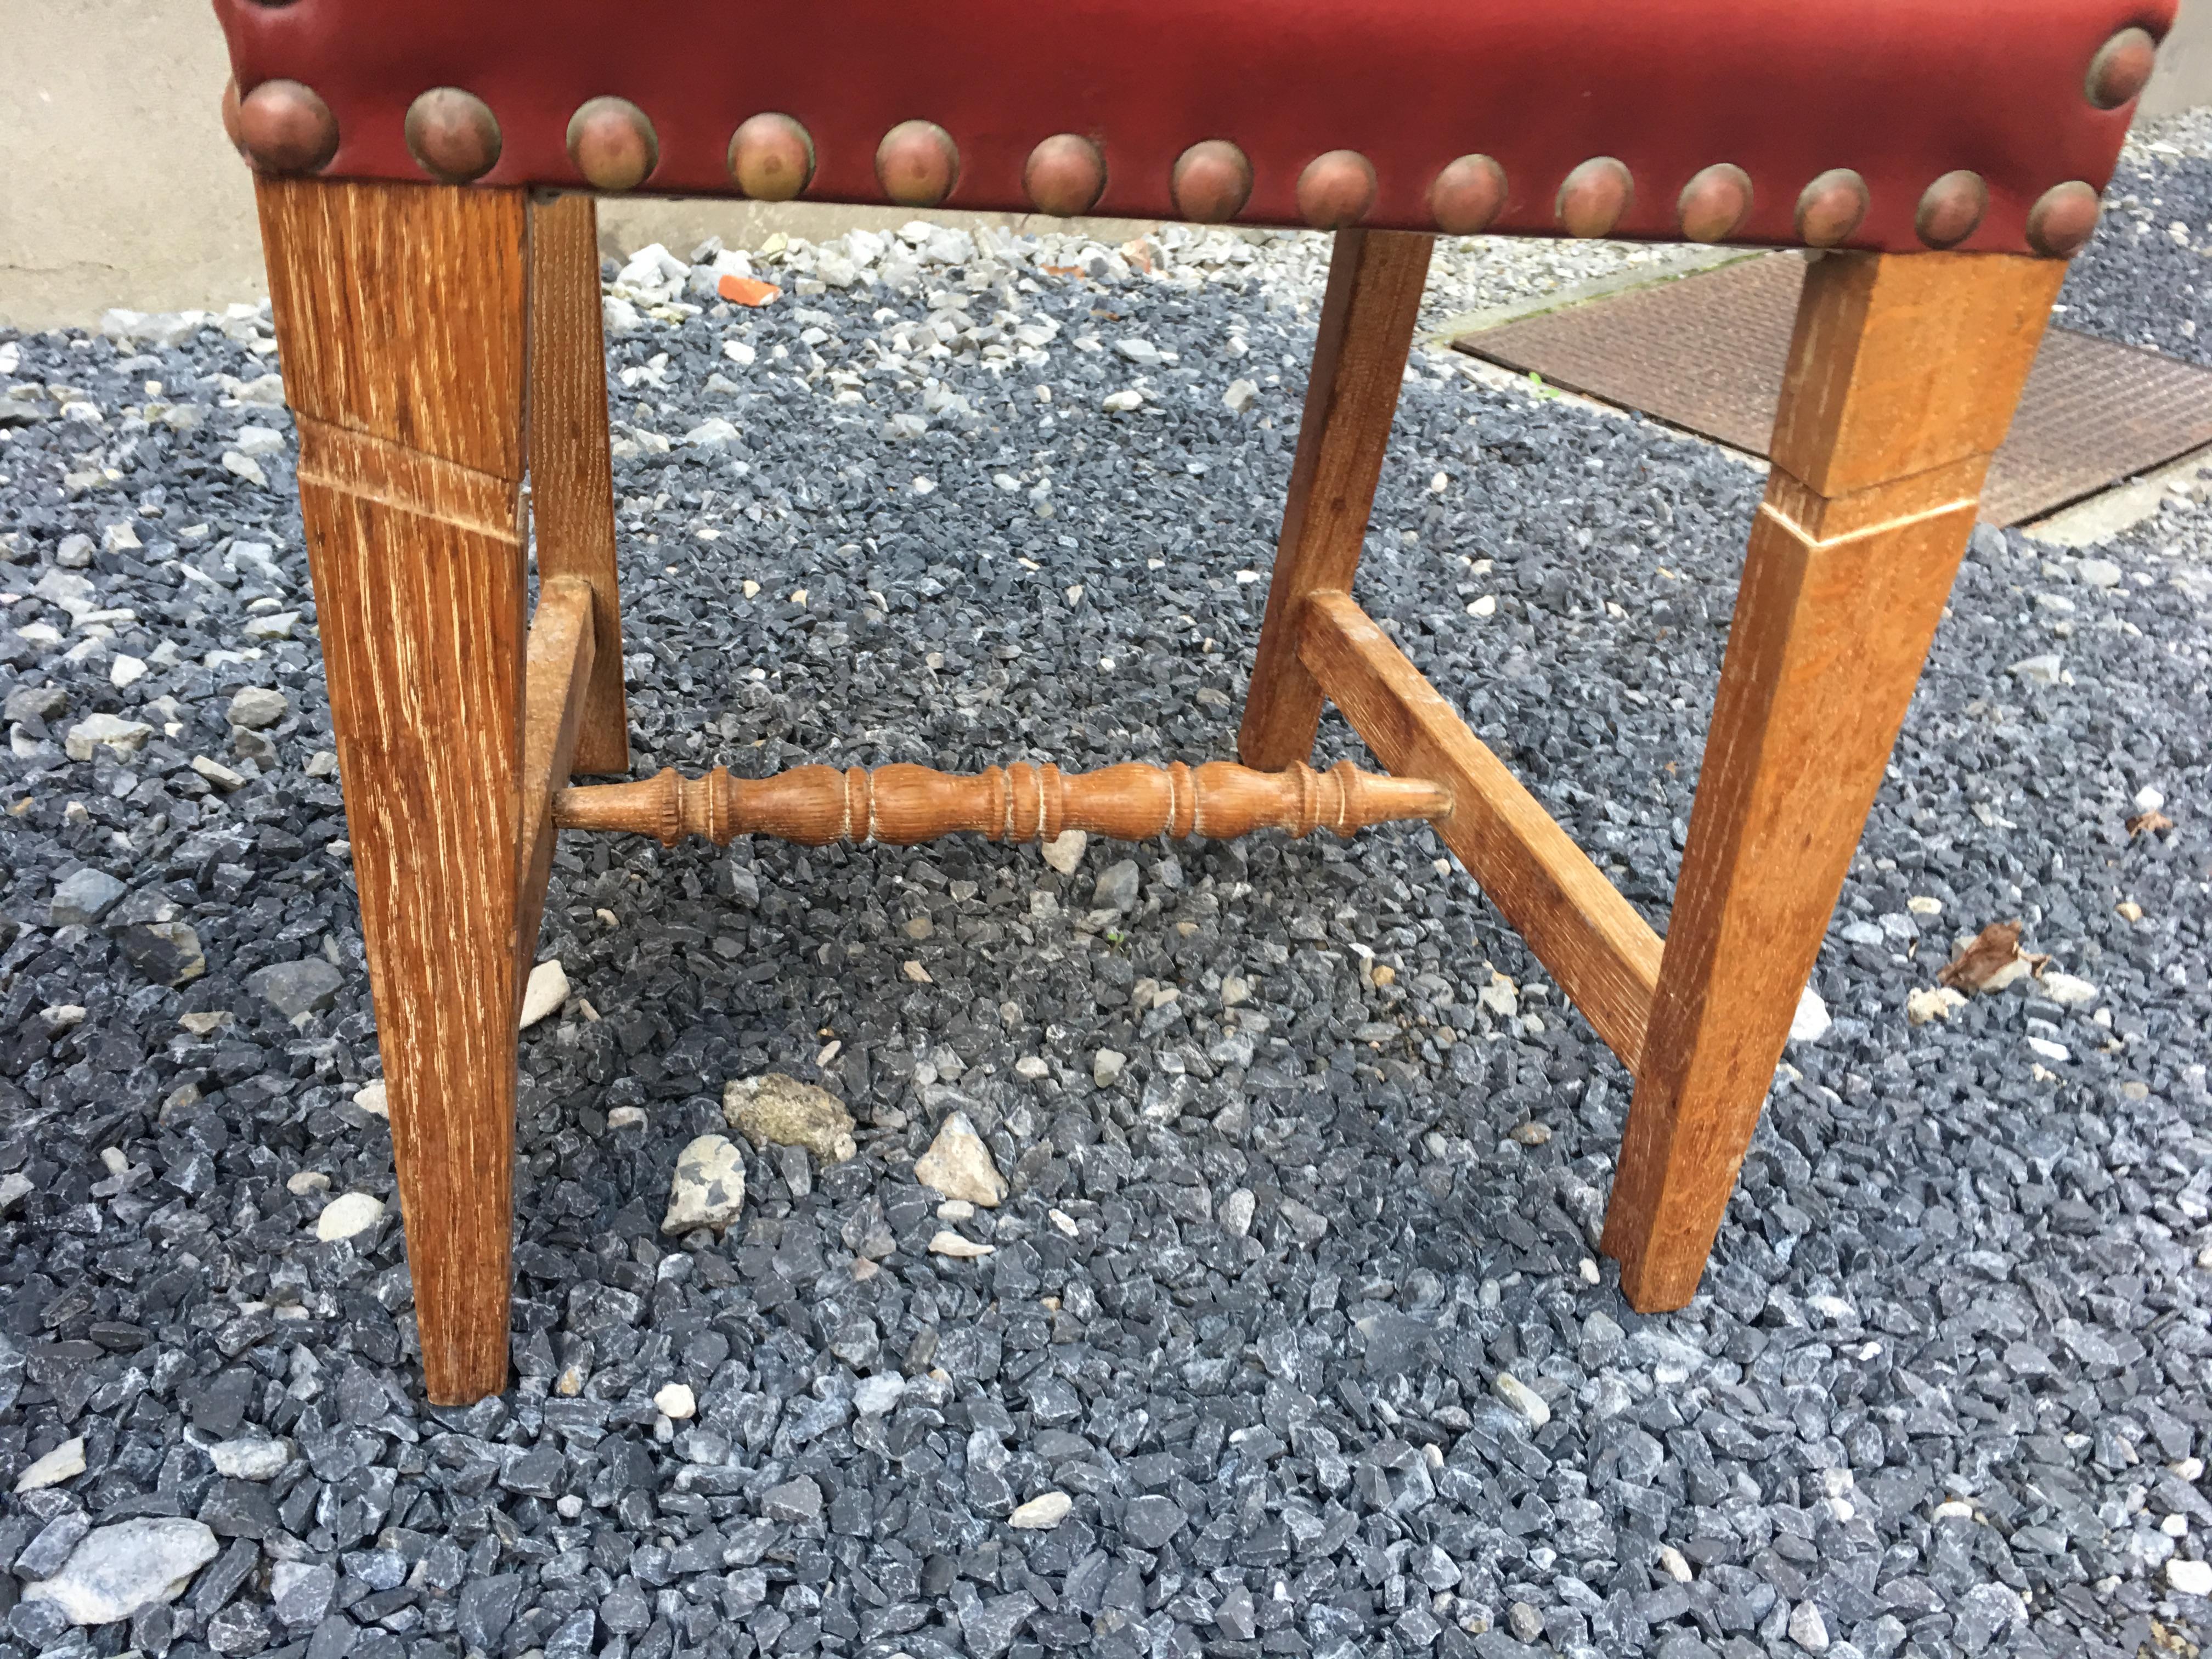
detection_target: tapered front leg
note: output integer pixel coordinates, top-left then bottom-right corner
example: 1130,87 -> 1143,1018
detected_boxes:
258,176 -> 531,1403
1602,250 -> 2067,1311
1238,228 -> 1432,770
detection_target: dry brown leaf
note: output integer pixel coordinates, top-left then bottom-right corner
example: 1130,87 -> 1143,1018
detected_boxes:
1936,919 -> 2052,994
2127,809 -> 2175,837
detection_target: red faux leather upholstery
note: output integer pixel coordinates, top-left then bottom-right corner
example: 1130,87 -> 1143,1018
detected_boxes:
212,0 -> 2173,256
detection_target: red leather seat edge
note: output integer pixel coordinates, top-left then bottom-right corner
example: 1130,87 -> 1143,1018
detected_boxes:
213,0 -> 2174,257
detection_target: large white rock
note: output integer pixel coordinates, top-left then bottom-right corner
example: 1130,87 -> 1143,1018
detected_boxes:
928,1230 -> 995,1259
914,1111 -> 1007,1207
2039,971 -> 2098,1007
2168,1557 -> 2212,1597
520,959 -> 569,1029
1040,830 -> 1088,874
1491,1373 -> 1551,1430
1789,986 -> 1831,1045
25,1517 -> 221,1625
663,1135 -> 746,1234
15,1437 -> 86,1493
1009,1491 -> 1074,1530
64,714 -> 154,763
653,1383 -> 697,1421
315,1192 -> 385,1242
207,1437 -> 289,1480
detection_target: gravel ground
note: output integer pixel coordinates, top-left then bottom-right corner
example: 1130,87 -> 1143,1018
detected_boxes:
0,149 -> 2208,1659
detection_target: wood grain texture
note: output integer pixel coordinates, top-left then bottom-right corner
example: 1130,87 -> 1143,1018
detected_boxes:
1238,228 -> 1432,770
1297,591 -> 1663,1070
515,575 -> 597,999
1602,250 -> 2066,1313
260,176 -> 531,1405
527,194 -> 630,775
259,176 -> 529,476
556,756 -> 1447,848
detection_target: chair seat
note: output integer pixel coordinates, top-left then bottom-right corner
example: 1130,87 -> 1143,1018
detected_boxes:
215,0 -> 2170,257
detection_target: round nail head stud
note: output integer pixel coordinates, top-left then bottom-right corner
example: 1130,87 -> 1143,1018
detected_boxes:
2086,26 -> 2158,109
1429,155 -> 1508,235
1795,168 -> 1870,247
567,97 -> 658,192
877,120 -> 960,207
405,88 -> 502,184
1916,170 -> 1989,249
221,76 -> 245,154
1172,139 -> 1253,224
1557,157 -> 1633,238
1678,163 -> 1753,243
1024,134 -> 1107,217
1295,150 -> 1377,230
729,113 -> 815,201
2027,180 -> 2104,257
238,79 -> 338,173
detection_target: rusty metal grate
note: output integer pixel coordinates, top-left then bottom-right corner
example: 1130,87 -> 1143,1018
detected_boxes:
1452,253 -> 2212,526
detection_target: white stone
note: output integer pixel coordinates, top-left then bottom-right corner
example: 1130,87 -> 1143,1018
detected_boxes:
221,452 -> 269,488
244,611 -> 299,641
913,1110 -> 1007,1206
1009,1491 -> 1074,1530
1787,1601 -> 1830,1652
854,1374 -> 906,1415
352,1081 -> 388,1117
1101,389 -> 1144,413
110,655 -> 146,689
1221,1188 -> 1256,1237
937,1199 -> 975,1222
192,755 -> 247,792
653,1383 -> 697,1420
2027,1036 -> 2072,1063
2007,652 -> 2063,684
1014,1056 -> 1049,1080
663,1135 -> 747,1234
234,425 -> 285,457
1041,829 -> 1088,873
1790,986 -> 1831,1044
683,417 -> 740,448
1492,1373 -> 1551,1430
24,1518 -> 221,1625
1907,895 -> 1943,916
1048,1208 -> 1080,1238
1658,1545 -> 1693,1583
284,1171 -> 329,1195
64,713 -> 154,761
2040,971 -> 2098,1006
1467,595 -> 1497,617
2168,1558 -> 2212,1596
15,1437 -> 87,1493
1908,986 -> 1967,1025
2135,785 -> 2166,814
928,1230 -> 995,1259
607,1105 -> 647,1130
315,1192 -> 385,1242
2076,557 -> 2123,588
520,958 -> 569,1029
1223,379 -> 1260,413
206,1437 -> 289,1480
1092,1049 -> 1127,1087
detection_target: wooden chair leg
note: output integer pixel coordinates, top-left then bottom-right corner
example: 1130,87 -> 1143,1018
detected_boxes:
258,176 -> 531,1403
527,192 -> 629,777
1602,250 -> 2066,1311
1239,228 -> 1431,770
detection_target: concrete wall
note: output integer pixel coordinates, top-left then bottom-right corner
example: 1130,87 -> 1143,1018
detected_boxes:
4,0 -> 2209,331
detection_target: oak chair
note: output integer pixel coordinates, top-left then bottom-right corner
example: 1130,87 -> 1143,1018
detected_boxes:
211,0 -> 2172,1404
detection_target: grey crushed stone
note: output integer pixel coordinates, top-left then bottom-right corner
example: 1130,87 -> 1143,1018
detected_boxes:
0,162 -> 2207,1659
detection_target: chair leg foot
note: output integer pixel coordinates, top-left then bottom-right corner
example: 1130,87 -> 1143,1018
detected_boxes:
1602,250 -> 2066,1309
259,175 -> 533,1403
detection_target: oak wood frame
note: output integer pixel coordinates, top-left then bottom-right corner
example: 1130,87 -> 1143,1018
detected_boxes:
260,172 -> 2058,1402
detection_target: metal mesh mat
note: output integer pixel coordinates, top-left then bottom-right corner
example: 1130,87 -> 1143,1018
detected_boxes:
1452,253 -> 2212,526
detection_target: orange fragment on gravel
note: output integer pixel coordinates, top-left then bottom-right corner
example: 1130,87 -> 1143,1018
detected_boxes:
719,274 -> 782,306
